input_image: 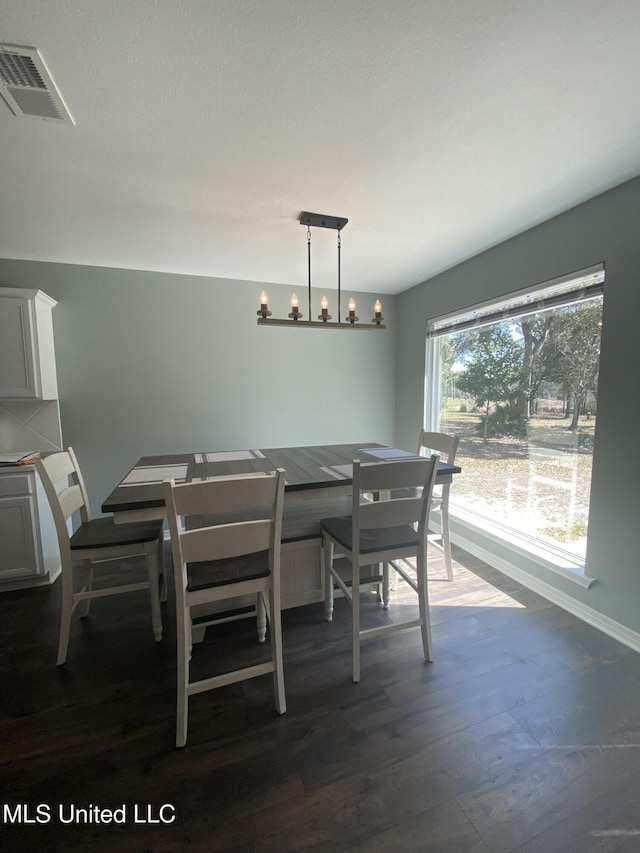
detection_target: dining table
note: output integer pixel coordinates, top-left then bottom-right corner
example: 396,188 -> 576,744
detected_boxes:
101,443 -> 461,626
102,442 -> 460,520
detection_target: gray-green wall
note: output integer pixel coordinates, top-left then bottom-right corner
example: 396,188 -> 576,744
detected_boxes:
0,263 -> 396,514
395,175 -> 640,635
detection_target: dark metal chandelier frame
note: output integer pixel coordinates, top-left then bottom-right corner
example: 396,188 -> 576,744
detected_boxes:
256,212 -> 386,330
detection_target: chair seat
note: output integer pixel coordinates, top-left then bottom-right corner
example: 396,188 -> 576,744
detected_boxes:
321,516 -> 420,555
187,550 -> 270,591
70,516 -> 164,550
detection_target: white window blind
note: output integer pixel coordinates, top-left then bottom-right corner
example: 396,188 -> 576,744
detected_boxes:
427,264 -> 604,338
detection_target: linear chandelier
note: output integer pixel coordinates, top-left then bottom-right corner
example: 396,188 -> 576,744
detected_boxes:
256,212 -> 386,330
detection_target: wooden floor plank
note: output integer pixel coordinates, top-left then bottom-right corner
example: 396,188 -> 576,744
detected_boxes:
457,740 -> 640,853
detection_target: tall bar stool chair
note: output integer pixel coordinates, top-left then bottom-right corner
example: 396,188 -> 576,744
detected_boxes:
321,455 -> 438,683
417,430 -> 460,581
36,448 -> 165,666
163,469 -> 287,748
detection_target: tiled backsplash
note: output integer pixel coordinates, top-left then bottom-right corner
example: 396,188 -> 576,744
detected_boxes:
0,400 -> 62,452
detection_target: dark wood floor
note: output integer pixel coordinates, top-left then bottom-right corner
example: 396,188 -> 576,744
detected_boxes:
2,545 -> 640,852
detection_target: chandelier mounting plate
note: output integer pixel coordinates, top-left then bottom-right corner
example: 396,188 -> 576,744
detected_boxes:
299,212 -> 348,231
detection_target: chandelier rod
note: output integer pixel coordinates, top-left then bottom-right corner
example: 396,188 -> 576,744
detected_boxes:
307,226 -> 312,323
337,230 -> 342,323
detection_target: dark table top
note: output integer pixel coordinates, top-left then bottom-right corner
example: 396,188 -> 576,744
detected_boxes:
101,442 -> 461,515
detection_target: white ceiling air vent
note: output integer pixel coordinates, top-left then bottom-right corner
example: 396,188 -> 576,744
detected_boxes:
0,43 -> 74,124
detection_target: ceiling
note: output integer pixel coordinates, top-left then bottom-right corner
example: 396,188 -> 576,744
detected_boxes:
1,1 -> 639,296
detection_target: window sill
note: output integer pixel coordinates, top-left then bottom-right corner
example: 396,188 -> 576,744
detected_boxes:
448,504 -> 596,589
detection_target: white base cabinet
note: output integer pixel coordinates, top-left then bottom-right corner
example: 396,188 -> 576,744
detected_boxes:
0,467 -> 61,589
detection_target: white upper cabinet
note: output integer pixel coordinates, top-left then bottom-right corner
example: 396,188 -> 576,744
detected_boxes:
0,288 -> 58,399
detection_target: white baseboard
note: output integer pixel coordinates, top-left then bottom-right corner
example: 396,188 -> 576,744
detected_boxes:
453,530 -> 640,655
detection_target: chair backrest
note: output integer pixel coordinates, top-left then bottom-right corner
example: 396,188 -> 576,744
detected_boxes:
352,455 -> 439,542
163,469 -> 286,598
526,424 -> 579,470
417,430 -> 459,464
36,448 -> 91,555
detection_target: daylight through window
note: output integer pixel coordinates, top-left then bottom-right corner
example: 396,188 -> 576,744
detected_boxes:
425,265 -> 604,565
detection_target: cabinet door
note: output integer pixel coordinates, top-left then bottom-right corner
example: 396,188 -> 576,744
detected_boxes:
0,295 -> 37,397
0,494 -> 41,581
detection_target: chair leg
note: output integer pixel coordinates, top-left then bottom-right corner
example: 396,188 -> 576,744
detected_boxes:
389,567 -> 399,591
352,559 -> 361,683
382,563 -> 391,609
158,536 -> 168,603
176,622 -> 190,748
441,502 -> 454,582
269,586 -> 286,715
57,564 -> 74,666
145,543 -> 163,642
190,624 -> 204,647
416,550 -> 433,662
186,615 -> 193,662
79,559 -> 93,618
256,592 -> 267,643
323,537 -> 334,622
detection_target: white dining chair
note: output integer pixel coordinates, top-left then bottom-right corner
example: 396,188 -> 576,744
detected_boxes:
163,469 -> 287,747
417,430 -> 460,581
321,455 -> 439,683
36,448 -> 165,666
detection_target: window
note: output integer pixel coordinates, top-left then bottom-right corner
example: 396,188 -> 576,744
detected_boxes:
425,265 -> 603,575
